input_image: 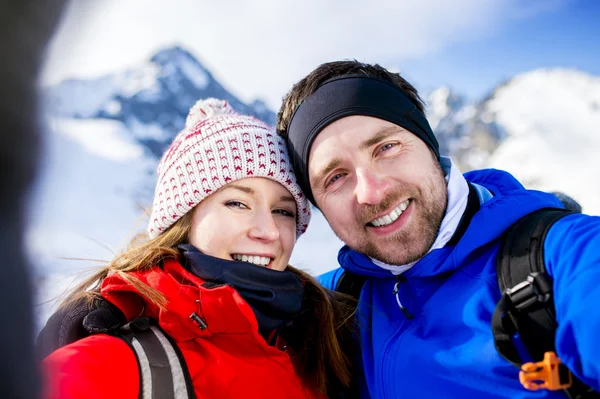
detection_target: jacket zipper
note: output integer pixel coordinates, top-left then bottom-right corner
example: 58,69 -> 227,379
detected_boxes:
380,275 -> 414,398
189,299 -> 208,329
393,275 -> 414,320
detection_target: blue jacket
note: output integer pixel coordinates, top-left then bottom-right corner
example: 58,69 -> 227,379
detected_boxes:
320,169 -> 600,398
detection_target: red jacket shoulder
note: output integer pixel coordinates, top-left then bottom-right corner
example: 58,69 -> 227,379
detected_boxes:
43,334 -> 139,399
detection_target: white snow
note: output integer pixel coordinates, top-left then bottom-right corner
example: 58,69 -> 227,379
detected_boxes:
50,118 -> 144,161
49,78 -> 120,118
29,117 -> 156,327
47,61 -> 161,120
427,87 -> 453,130
455,104 -> 477,124
104,100 -> 122,115
486,69 -> 600,215
118,62 -> 161,97
127,118 -> 171,141
178,57 -> 210,88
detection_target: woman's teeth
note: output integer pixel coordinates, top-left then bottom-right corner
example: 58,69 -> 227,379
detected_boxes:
369,200 -> 410,227
231,254 -> 272,266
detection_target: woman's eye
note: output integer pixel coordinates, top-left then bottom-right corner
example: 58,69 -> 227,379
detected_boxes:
225,200 -> 248,209
273,209 -> 296,218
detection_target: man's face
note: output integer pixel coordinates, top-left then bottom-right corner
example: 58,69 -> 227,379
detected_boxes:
308,115 -> 448,265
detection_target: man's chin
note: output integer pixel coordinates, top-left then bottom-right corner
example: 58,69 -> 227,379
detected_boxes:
343,228 -> 433,265
358,235 -> 433,265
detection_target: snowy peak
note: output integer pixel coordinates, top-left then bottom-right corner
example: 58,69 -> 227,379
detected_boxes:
427,86 -> 465,129
483,68 -> 600,215
150,45 -> 210,87
425,86 -> 501,169
45,46 -> 276,158
422,68 -> 600,215
485,68 -> 600,139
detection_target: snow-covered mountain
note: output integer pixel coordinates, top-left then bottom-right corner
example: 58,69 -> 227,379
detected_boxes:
426,87 -> 506,171
426,69 -> 600,215
484,69 -> 600,215
45,46 -> 275,158
30,46 -> 600,327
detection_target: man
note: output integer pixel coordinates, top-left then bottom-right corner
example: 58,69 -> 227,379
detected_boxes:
277,61 -> 600,398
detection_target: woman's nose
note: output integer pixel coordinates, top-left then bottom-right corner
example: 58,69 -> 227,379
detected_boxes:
248,212 -> 279,242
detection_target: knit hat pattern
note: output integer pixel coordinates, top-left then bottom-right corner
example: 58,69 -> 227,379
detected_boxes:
148,98 -> 311,239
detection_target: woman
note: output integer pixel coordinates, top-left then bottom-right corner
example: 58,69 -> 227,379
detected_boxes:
43,99 -> 357,399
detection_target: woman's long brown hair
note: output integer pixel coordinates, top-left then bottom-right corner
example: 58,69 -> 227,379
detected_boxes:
283,266 -> 359,396
57,210 -> 358,396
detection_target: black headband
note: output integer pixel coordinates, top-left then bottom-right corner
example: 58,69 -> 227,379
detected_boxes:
286,74 -> 439,204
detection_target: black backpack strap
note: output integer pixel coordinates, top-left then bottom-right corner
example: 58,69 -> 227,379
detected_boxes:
492,208 -> 598,398
492,208 -> 568,365
118,317 -> 195,399
335,271 -> 367,301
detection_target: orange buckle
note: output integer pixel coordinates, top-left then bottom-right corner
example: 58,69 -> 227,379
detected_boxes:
519,352 -> 572,391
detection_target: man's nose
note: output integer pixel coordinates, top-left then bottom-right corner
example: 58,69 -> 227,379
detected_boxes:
354,168 -> 390,205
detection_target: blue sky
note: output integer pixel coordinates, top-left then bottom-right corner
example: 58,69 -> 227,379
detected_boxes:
43,0 -> 599,108
403,0 -> 600,100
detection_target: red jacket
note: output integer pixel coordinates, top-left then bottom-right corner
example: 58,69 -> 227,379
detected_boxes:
44,259 -> 325,399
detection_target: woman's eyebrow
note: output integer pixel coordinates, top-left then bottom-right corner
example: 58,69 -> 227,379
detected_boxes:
222,184 -> 254,194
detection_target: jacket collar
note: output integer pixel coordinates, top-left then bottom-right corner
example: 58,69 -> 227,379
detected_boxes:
101,257 -> 263,342
178,244 -> 305,337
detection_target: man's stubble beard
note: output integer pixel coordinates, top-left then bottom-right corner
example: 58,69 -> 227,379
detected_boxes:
338,162 -> 448,266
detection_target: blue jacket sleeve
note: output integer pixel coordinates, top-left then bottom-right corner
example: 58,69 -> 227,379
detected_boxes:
544,213 -> 600,390
318,267 -> 345,290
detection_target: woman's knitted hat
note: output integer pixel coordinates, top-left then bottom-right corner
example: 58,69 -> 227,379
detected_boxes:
148,98 -> 311,239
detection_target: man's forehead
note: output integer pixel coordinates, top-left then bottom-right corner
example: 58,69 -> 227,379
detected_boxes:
310,116 -> 409,156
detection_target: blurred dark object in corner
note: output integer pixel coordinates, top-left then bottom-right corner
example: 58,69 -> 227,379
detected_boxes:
552,191 -> 583,213
0,1 -> 67,397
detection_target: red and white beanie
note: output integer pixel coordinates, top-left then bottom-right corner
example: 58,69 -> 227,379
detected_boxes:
148,98 -> 311,239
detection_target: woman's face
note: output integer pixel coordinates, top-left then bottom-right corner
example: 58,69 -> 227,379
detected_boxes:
188,177 -> 297,271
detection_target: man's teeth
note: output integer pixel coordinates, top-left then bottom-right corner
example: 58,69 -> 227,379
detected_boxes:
370,200 -> 410,227
231,254 -> 272,266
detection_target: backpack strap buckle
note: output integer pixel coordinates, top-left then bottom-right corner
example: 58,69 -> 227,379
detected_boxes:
505,272 -> 552,311
519,351 -> 572,391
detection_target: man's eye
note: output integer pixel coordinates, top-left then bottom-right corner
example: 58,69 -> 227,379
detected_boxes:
378,143 -> 396,153
327,173 -> 343,186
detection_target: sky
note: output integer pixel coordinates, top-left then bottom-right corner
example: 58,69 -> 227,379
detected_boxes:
42,0 -> 600,109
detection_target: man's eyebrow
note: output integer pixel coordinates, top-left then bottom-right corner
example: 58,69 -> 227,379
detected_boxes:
311,158 -> 342,188
359,126 -> 401,150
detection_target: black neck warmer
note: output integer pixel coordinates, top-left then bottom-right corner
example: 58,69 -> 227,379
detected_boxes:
286,74 -> 439,204
178,244 -> 305,337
